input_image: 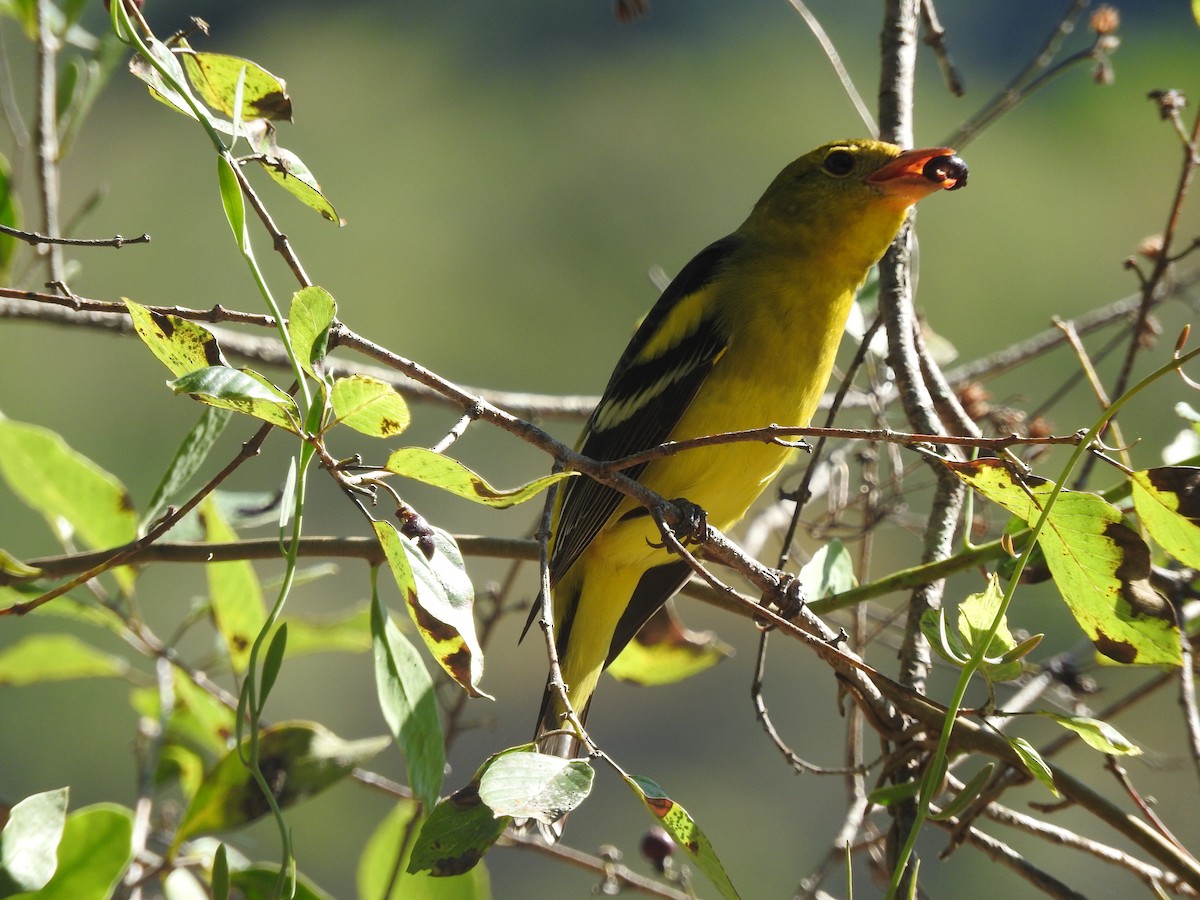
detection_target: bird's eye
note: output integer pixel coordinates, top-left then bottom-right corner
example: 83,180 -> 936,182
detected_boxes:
822,149 -> 855,176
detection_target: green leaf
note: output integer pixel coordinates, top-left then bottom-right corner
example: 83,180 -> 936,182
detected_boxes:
287,286 -> 337,378
476,751 -> 593,824
329,376 -> 410,438
1194,0 -> 1200,28
169,366 -> 301,434
260,623 -> 288,704
201,496 -> 266,674
142,406 -> 231,531
178,46 -> 292,121
0,152 -> 20,279
406,787 -> 507,879
624,775 -> 741,900
358,800 -> 491,900
956,575 -> 1022,682
216,155 -> 248,251
212,844 -> 229,900
54,56 -> 82,126
1131,467 -> 1200,569
797,539 -> 857,599
0,635 -> 128,685
0,788 -> 68,894
371,594 -> 445,812
9,804 -> 133,900
866,781 -> 920,808
1041,713 -> 1142,756
406,747 -> 572,877
0,416 -> 138,589
946,458 -> 1180,666
919,606 -> 970,667
174,722 -> 388,847
251,148 -> 341,223
227,867 -> 333,900
372,521 -> 490,698
1008,736 -> 1058,797
125,300 -> 230,377
929,763 -> 995,822
385,447 -> 572,508
606,604 -> 733,686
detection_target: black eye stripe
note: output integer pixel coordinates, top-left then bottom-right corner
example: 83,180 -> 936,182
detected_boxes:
823,149 -> 855,176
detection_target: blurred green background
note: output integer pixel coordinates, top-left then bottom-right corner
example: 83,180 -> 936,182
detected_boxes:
3,1 -> 1200,897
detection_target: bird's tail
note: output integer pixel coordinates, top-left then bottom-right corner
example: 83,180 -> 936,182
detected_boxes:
533,676 -> 590,761
519,679 -> 591,843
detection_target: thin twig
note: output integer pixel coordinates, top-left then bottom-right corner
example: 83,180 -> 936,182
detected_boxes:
0,224 -> 151,248
786,0 -> 876,135
953,774 -> 1200,897
1089,96 -> 1200,488
34,0 -> 64,284
941,0 -> 1093,149
919,0 -> 964,97
929,808 -> 1087,899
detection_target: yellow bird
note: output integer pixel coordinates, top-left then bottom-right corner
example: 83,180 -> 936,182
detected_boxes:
530,139 -> 966,760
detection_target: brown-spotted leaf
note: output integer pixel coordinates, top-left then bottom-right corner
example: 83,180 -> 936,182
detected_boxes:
177,41 -> 293,121
624,775 -> 741,900
330,376 -> 410,438
125,299 -> 229,378
372,521 -> 490,698
944,458 -> 1180,666
1131,466 -> 1200,569
386,447 -> 573,509
173,722 -> 388,849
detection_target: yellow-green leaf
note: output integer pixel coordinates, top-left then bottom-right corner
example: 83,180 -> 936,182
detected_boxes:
0,635 -> 128,685
1131,467 -> 1200,569
957,575 -> 1022,683
946,458 -> 1180,666
330,375 -> 410,438
386,447 -> 572,508
178,46 -> 292,121
252,148 -> 340,224
607,604 -> 732,686
288,286 -> 337,378
1008,736 -> 1058,797
624,775 -> 741,900
125,300 -> 228,377
1042,713 -> 1142,756
0,549 -> 40,579
201,496 -> 265,673
0,416 -> 137,590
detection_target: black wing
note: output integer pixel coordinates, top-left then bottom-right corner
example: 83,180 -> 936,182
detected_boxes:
548,233 -> 742,585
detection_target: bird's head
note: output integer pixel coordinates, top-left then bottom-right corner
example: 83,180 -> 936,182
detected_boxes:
746,138 -> 967,260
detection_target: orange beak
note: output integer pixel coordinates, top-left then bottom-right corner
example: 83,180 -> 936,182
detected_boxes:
867,146 -> 967,203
